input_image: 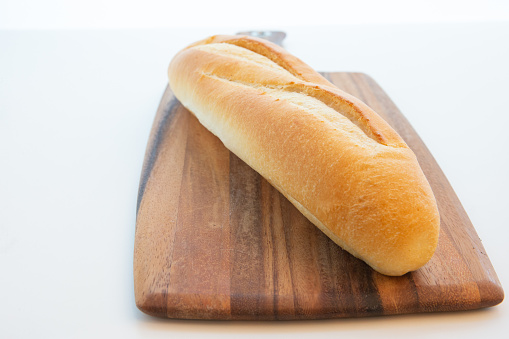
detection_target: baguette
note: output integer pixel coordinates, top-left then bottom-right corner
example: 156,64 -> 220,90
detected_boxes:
168,35 -> 440,276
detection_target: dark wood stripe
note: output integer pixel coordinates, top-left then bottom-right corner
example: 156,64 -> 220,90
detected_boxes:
136,88 -> 181,215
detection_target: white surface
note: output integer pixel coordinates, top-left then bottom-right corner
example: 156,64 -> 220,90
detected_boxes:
2,0 -> 509,29
1,22 -> 508,338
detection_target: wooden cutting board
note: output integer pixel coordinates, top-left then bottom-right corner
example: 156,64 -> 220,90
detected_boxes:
133,72 -> 504,320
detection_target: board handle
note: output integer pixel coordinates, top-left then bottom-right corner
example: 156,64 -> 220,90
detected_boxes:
236,31 -> 286,46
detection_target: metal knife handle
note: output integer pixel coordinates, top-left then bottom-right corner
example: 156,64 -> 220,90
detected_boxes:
236,31 -> 286,47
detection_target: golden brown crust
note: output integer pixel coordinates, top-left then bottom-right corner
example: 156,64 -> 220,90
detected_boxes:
186,35 -> 334,87
185,35 -> 405,147
168,35 -> 440,276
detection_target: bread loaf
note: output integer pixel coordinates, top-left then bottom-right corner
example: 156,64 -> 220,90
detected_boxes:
168,35 -> 440,276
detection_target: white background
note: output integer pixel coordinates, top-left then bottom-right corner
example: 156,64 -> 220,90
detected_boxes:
1,1 -> 508,338
2,0 -> 509,29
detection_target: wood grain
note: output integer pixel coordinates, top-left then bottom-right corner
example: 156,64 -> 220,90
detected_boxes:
133,72 -> 504,320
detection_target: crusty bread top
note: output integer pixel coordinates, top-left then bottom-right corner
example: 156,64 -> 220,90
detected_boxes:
186,35 -> 335,87
168,35 -> 440,276
183,35 -> 407,148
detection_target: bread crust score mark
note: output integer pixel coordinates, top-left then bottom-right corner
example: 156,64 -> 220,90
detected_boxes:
168,35 -> 440,276
189,35 -> 405,147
